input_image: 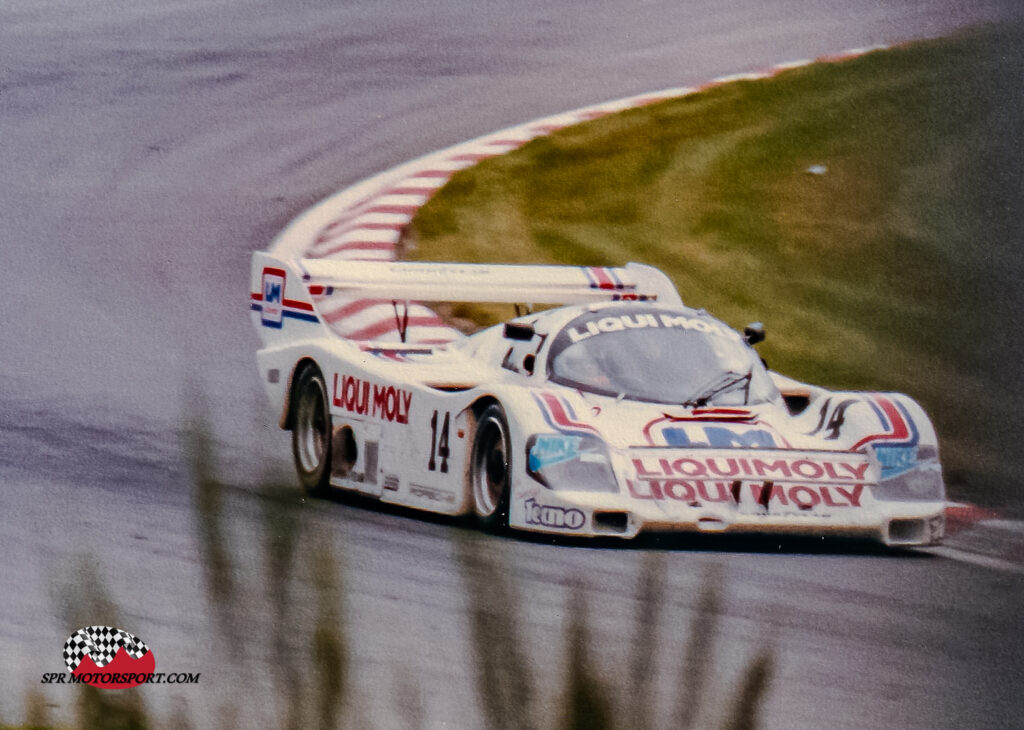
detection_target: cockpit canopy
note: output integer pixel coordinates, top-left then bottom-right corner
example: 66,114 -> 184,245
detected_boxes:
546,305 -> 778,406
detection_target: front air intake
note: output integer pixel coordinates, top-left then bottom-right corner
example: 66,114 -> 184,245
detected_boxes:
887,518 -> 926,545
593,511 -> 629,534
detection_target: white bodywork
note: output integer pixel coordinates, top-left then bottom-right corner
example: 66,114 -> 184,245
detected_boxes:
250,254 -> 945,546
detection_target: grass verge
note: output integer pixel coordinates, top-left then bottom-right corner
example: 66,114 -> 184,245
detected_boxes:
408,24 -> 1024,513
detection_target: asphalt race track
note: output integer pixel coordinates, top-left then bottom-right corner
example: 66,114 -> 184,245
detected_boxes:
2,1 -> 1023,727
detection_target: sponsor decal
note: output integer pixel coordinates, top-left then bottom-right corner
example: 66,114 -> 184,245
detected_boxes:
657,423 -> 777,449
523,498 -> 586,530
332,373 -> 412,424
261,269 -> 284,327
528,434 -> 585,472
627,451 -> 873,511
626,479 -> 864,509
631,454 -> 870,482
566,312 -> 731,344
874,444 -> 918,479
409,484 -> 456,504
40,626 -> 199,689
249,266 -> 319,328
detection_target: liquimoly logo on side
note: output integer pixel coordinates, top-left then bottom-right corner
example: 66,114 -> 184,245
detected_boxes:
62,626 -> 156,689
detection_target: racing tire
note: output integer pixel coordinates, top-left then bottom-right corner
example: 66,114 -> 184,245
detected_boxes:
471,404 -> 512,531
291,364 -> 332,495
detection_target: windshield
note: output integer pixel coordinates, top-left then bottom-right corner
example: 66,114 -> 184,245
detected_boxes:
547,306 -> 778,406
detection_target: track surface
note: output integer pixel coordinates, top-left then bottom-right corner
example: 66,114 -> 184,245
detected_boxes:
2,1 -> 1023,727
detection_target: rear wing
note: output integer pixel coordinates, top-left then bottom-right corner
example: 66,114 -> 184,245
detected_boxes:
297,259 -> 683,306
251,254 -> 684,347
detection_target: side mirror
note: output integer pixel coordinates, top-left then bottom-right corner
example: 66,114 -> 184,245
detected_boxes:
503,322 -> 535,341
744,322 -> 765,346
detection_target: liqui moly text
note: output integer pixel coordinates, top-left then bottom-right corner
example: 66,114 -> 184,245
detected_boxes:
333,374 -> 412,424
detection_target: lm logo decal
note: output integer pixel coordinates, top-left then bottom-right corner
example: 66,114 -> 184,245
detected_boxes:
656,423 -> 776,448
261,267 -> 286,328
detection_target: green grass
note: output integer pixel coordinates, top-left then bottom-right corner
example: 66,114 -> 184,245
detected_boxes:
408,24 -> 1024,514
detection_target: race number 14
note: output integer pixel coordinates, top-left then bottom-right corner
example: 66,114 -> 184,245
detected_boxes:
428,410 -> 450,473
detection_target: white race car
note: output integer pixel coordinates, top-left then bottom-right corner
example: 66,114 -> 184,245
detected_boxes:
250,254 -> 945,546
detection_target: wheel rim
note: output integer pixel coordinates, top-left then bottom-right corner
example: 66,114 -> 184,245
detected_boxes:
473,417 -> 508,516
296,378 -> 327,473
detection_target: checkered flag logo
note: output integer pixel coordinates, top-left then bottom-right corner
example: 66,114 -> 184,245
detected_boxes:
63,626 -> 150,672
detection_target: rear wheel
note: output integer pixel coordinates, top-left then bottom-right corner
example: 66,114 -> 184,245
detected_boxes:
471,404 -> 512,530
291,365 -> 331,495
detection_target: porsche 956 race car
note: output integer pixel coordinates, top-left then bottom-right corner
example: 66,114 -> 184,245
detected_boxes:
250,254 -> 945,546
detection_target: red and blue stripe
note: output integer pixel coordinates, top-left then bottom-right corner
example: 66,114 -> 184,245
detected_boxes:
533,391 -> 600,438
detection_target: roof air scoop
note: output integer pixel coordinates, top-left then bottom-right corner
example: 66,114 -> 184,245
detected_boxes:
503,322 -> 535,341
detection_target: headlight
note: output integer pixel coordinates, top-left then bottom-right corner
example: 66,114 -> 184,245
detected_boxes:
872,458 -> 945,502
874,444 -> 922,479
526,434 -> 619,492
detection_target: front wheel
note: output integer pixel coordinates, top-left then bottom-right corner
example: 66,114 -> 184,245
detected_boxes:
291,365 -> 331,495
471,404 -> 512,530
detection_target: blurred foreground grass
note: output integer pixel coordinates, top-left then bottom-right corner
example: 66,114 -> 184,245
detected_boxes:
409,25 -> 1024,513
5,415 -> 771,729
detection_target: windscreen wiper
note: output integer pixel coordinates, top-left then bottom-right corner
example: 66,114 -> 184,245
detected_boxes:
681,369 -> 752,408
